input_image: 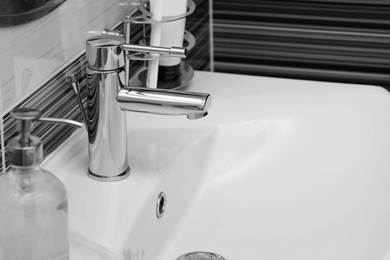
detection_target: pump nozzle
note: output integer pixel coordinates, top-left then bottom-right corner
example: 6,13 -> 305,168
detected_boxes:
9,108 -> 82,167
12,108 -> 83,129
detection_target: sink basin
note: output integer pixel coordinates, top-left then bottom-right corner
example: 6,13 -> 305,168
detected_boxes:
43,71 -> 390,260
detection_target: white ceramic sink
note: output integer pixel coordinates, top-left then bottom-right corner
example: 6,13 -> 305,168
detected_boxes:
43,71 -> 390,260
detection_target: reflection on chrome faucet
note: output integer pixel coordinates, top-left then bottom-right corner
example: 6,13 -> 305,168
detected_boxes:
85,34 -> 211,182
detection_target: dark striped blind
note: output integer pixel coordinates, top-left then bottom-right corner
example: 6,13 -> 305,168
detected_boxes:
213,0 -> 390,88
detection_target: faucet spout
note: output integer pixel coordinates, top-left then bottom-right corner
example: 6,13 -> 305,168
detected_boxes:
117,87 -> 211,118
85,34 -> 211,181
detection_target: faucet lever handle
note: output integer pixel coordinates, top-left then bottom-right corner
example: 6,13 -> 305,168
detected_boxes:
121,44 -> 186,58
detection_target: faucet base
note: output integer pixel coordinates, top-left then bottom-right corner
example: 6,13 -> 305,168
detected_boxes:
88,167 -> 130,182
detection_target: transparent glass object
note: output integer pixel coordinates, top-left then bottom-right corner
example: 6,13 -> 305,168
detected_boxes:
0,165 -> 69,260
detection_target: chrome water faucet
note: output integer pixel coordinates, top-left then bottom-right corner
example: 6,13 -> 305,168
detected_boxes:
84,33 -> 211,181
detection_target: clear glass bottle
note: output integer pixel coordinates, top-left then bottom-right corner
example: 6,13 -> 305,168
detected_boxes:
0,108 -> 69,260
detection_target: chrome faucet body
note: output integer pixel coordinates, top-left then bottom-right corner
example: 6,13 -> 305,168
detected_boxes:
85,35 -> 211,181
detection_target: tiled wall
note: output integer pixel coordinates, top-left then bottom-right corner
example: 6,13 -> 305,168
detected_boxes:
0,0 -> 211,173
0,0 -> 138,113
213,0 -> 390,88
0,81 -> 4,175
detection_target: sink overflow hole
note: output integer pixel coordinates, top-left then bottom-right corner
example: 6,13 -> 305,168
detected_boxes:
156,192 -> 166,219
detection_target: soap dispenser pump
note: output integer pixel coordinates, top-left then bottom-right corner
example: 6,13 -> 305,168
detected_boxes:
0,108 -> 82,260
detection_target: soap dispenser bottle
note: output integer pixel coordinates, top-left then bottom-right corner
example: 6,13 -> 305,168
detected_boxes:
0,108 -> 82,260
